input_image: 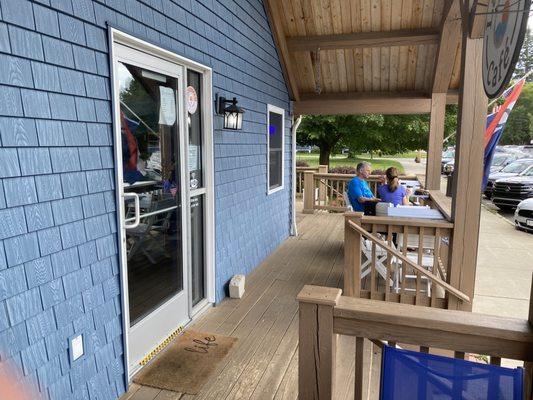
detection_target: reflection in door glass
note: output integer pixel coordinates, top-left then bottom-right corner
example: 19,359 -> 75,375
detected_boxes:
187,70 -> 203,189
190,195 -> 205,305
118,62 -> 183,326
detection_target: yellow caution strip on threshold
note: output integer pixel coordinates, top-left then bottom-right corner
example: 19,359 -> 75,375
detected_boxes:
139,325 -> 184,366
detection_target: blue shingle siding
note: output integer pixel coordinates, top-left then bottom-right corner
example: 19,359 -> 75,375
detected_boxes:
0,117 -> 38,147
1,0 -> 36,30
37,226 -> 62,256
0,0 -> 291,398
3,176 -> 38,207
24,202 -> 54,231
21,89 -> 51,119
0,54 -> 33,88
33,4 -> 61,38
32,62 -> 61,92
0,85 -> 23,116
35,174 -> 63,201
18,148 -> 53,175
8,26 -> 43,60
36,119 -> 64,146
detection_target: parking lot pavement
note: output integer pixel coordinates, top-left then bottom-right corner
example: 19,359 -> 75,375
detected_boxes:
481,198 -> 516,225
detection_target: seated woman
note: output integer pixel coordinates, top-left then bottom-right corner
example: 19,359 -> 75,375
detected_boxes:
378,167 -> 410,206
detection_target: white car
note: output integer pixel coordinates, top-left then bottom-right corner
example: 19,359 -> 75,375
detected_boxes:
514,198 -> 533,233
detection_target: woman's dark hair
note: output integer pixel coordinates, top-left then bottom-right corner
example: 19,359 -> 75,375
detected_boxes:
386,167 -> 400,192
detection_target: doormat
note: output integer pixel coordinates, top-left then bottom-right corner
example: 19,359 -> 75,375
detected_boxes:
132,330 -> 237,394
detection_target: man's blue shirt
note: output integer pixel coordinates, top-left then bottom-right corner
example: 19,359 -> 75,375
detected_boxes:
347,176 -> 373,211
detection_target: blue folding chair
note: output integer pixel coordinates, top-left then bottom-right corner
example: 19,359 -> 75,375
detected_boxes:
380,345 -> 523,400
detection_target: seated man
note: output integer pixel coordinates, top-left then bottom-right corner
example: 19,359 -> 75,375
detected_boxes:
347,162 -> 380,213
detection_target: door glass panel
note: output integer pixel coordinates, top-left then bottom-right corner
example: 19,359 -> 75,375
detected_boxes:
117,61 -> 183,326
187,70 -> 203,189
190,195 -> 205,306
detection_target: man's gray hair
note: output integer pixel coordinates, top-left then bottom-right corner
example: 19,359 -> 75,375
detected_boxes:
356,162 -> 371,173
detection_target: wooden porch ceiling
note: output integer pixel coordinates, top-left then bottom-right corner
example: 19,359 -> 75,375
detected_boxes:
264,0 -> 463,115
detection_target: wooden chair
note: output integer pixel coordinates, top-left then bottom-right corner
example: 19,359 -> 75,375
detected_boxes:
396,233 -> 436,295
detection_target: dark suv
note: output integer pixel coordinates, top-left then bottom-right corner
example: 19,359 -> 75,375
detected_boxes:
492,166 -> 533,210
484,159 -> 533,199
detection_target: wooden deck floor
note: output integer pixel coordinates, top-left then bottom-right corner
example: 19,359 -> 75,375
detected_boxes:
121,209 -> 380,400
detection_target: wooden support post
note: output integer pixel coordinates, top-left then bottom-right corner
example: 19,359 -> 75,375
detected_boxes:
297,286 -> 342,400
303,171 -> 316,214
425,93 -> 446,190
344,213 -> 363,297
318,164 -> 328,204
448,28 -> 487,311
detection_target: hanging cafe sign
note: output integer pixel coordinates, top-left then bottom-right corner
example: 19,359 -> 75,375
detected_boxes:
483,0 -> 531,98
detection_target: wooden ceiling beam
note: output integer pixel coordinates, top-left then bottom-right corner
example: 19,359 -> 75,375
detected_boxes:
293,92 -> 433,116
432,0 -> 463,93
264,0 -> 300,101
286,29 -> 440,52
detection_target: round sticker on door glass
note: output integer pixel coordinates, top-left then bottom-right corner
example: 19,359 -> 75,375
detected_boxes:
186,86 -> 198,114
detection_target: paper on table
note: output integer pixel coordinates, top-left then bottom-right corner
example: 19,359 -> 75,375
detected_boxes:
159,86 -> 176,126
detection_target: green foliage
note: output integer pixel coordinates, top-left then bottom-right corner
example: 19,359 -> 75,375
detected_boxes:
500,29 -> 533,145
514,29 -> 533,83
297,108 -> 457,165
500,82 -> 533,145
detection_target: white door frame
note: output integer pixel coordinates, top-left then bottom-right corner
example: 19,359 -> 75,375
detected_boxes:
108,28 -> 216,382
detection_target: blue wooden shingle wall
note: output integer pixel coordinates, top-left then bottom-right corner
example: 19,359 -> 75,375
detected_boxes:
0,0 -> 291,398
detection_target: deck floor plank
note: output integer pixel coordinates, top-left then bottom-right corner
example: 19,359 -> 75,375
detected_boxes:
126,211 -> 358,400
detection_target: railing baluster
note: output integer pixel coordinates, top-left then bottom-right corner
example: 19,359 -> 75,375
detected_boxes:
401,226 -> 408,301
354,337 -> 364,400
416,227 -> 424,305
385,225 -> 392,301
371,225 -> 377,298
490,356 -> 501,366
431,228 -> 440,306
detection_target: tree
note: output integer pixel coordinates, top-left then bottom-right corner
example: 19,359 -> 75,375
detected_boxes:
501,82 -> 533,145
298,115 -> 383,165
513,29 -> 533,82
298,108 -> 457,166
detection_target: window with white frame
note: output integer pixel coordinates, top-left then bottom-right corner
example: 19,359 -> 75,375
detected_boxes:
267,105 -> 284,194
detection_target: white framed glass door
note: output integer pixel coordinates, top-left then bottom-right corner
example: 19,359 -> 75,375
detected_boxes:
112,43 -> 189,371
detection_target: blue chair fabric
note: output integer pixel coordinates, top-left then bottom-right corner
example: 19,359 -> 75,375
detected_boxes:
380,345 -> 523,400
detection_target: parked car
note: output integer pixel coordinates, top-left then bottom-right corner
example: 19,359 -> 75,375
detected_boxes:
492,166 -> 533,210
446,152 -> 519,177
484,159 -> 533,199
441,149 -> 455,174
489,153 -> 520,173
296,145 -> 313,153
514,198 -> 533,233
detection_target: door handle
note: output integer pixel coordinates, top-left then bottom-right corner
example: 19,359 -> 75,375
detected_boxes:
124,192 -> 140,229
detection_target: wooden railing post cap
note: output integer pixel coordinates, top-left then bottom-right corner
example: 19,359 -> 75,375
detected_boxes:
344,211 -> 364,219
297,285 -> 342,306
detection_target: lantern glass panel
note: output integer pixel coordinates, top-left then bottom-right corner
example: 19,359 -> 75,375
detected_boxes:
224,110 -> 239,130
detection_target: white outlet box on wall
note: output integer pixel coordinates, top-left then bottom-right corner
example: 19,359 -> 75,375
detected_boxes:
70,334 -> 84,362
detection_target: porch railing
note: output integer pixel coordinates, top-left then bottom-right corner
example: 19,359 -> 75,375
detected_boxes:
301,166 -> 419,214
297,284 -> 533,400
343,207 -> 460,309
296,166 -> 320,197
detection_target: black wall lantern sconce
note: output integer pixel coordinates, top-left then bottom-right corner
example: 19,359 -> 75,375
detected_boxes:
216,94 -> 244,130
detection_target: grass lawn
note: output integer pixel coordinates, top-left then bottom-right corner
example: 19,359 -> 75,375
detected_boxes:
296,153 -> 405,173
